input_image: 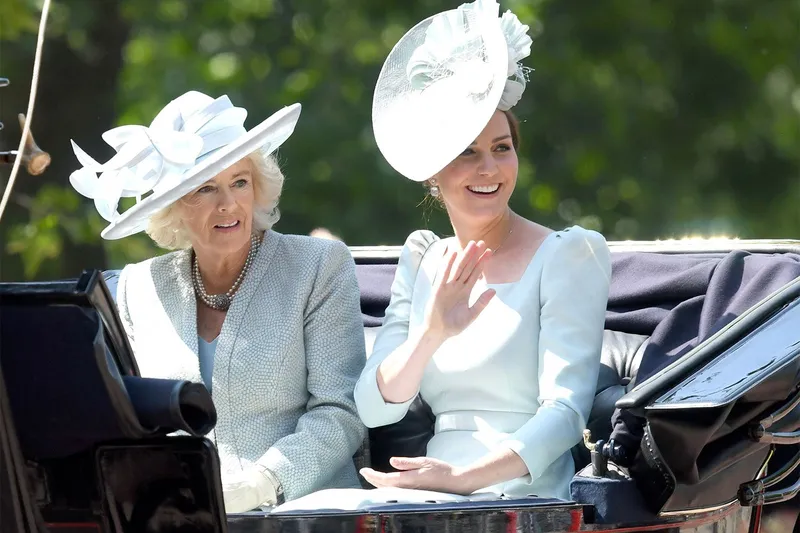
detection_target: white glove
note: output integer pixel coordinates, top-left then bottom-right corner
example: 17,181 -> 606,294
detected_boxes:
222,465 -> 278,513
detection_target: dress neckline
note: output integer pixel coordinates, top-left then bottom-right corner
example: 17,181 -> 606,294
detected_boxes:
483,229 -> 560,287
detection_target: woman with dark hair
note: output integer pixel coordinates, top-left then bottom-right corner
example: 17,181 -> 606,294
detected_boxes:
355,0 -> 611,500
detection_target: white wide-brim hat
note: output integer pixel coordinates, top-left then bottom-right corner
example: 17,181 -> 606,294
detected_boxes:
372,0 -> 532,182
69,91 -> 301,240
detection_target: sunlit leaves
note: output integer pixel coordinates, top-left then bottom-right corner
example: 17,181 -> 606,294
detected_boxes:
229,0 -> 274,18
250,55 -> 273,80
596,185 -> 619,211
528,184 -> 556,213
7,218 -> 62,279
5,186 -> 88,278
309,160 -> 332,183
285,69 -> 319,96
0,0 -> 40,40
125,34 -> 156,65
158,0 -> 188,22
208,52 -> 241,81
292,13 -> 315,43
618,179 -> 641,202
352,40 -> 382,65
3,0 -> 800,280
231,22 -> 255,47
199,30 -> 225,54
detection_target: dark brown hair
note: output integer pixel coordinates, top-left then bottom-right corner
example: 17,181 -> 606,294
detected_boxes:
502,109 -> 521,150
423,109 -> 521,202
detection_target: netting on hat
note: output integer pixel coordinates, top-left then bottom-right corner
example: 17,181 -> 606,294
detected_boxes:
372,2 -> 509,182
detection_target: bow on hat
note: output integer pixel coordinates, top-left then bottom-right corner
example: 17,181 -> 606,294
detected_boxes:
69,93 -> 248,222
407,0 -> 533,111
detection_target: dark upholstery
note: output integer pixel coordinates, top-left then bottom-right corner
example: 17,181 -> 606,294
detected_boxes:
591,330 -> 649,439
0,276 -> 219,461
569,464 -> 655,524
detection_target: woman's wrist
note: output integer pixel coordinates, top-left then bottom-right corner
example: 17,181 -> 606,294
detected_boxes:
418,323 -> 449,349
453,448 -> 531,495
254,465 -> 285,505
451,465 -> 484,495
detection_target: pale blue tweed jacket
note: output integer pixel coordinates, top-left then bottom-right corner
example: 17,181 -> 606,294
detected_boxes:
115,230 -> 367,501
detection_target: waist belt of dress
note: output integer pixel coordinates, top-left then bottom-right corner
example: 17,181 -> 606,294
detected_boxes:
434,410 -> 534,435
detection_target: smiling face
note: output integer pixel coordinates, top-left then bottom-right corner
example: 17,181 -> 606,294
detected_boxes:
433,110 -> 519,225
175,157 -> 255,257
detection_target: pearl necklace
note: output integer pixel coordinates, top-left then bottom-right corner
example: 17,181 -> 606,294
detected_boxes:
192,232 -> 261,311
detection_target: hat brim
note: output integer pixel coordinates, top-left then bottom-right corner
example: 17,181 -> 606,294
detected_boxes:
372,9 -> 509,182
100,103 -> 302,240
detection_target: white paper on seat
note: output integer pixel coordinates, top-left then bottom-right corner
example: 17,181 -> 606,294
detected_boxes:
272,487 -> 501,513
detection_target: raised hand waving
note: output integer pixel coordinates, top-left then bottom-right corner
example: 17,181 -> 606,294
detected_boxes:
423,240 -> 496,339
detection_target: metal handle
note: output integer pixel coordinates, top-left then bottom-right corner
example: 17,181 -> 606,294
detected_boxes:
749,386 -> 800,444
740,474 -> 800,506
740,448 -> 800,506
750,427 -> 800,445
758,386 -> 800,430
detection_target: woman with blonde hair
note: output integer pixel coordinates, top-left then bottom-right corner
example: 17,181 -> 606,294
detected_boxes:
70,91 -> 367,512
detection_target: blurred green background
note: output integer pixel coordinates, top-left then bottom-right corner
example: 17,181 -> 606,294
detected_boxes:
1,0 -> 799,280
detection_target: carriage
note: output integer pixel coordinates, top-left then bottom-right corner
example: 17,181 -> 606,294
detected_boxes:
1,237 -> 799,533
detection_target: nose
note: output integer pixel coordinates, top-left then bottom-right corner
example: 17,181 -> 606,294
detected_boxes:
477,152 -> 499,177
216,186 -> 236,212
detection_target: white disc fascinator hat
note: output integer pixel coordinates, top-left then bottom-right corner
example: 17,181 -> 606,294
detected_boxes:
372,0 -> 533,183
69,91 -> 301,240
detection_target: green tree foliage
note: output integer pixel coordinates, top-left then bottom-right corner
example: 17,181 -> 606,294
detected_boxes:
1,0 -> 798,280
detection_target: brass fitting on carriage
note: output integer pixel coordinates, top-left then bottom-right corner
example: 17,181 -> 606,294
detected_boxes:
583,430 -> 608,476
583,429 -> 633,477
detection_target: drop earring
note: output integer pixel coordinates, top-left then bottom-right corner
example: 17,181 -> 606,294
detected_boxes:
429,179 -> 440,198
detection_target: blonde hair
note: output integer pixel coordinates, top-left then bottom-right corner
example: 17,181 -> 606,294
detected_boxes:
145,149 -> 284,250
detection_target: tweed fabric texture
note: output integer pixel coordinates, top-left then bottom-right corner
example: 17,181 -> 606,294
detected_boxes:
116,230 -> 368,501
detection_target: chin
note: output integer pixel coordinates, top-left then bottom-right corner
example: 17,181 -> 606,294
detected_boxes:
458,202 -> 510,222
209,229 -> 251,251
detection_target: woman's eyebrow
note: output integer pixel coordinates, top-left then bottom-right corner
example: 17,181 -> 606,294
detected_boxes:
469,134 -> 512,146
